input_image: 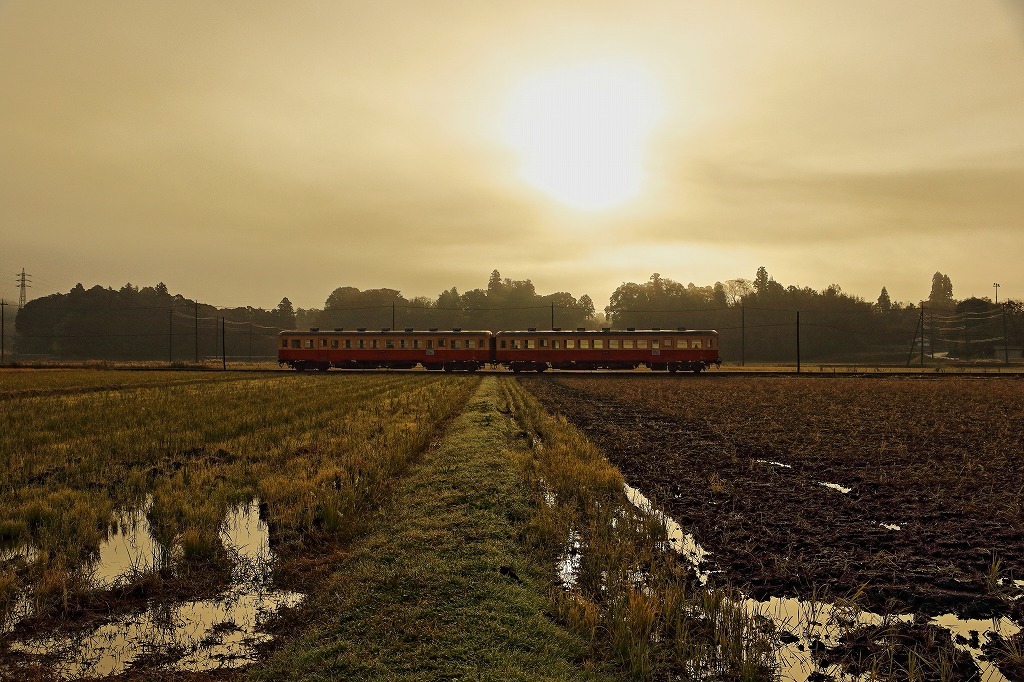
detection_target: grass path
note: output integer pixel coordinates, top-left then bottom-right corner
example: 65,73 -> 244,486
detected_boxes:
251,376 -> 616,681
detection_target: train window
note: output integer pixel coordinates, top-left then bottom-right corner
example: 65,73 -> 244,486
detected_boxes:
370,340 -> 378,349
304,339 -> 314,349
593,339 -> 604,349
526,339 -> 535,349
413,339 -> 420,349
623,339 -> 634,349
566,339 -> 575,349
637,340 -> 648,349
552,340 -> 560,349
652,340 -> 660,349
579,339 -> 589,349
331,339 -> 339,349
386,339 -> 394,349
438,339 -> 446,348
663,338 -> 672,348
426,340 -> 433,349
539,339 -> 548,348
465,339 -> 474,349
676,339 -> 688,348
709,338 -> 716,349
358,339 -> 366,349
499,339 -> 506,349
609,339 -> 619,349
692,340 -> 702,349
281,338 -> 288,348
318,339 -> 326,348
344,339 -> 351,349
453,340 -> 462,349
290,339 -> 300,349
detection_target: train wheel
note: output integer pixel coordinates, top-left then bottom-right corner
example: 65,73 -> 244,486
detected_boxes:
316,363 -> 330,372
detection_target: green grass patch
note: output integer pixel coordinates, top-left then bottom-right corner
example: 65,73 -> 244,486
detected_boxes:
252,377 -> 617,682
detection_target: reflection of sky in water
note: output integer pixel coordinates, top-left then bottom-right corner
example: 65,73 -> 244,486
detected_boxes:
90,497 -> 166,588
4,498 -> 305,679
614,480 -> 1024,682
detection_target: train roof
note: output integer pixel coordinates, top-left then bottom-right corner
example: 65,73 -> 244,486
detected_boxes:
280,328 -> 492,336
495,328 -> 717,335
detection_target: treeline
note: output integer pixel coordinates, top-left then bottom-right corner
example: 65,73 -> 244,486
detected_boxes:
9,269 -> 1022,363
604,269 -> 1022,362
296,270 -> 595,332
13,283 -> 293,361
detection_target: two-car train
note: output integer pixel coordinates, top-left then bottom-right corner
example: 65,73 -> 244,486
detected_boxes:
278,327 -> 721,374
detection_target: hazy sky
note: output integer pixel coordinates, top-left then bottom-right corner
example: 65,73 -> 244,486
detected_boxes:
1,1 -> 1022,310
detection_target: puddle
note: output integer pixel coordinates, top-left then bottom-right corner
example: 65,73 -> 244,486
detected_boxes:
623,483 -> 710,584
755,459 -> 793,469
819,482 -> 852,494
614,483 -> 1021,681
556,528 -> 582,589
90,498 -> 167,588
3,498 -> 306,678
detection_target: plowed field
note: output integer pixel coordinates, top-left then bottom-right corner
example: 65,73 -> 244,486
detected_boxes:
520,375 -> 1024,621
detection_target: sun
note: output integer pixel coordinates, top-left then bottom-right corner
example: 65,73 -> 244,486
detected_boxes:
502,61 -> 663,211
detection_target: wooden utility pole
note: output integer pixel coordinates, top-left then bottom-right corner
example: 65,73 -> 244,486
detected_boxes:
920,307 -> 925,367
221,317 -> 226,370
392,302 -> 396,330
1003,303 -> 1010,365
1,299 -> 5,365
169,309 -> 173,364
796,311 -> 801,373
248,321 -> 253,363
741,305 -> 745,367
194,301 -> 199,363
551,303 -> 555,330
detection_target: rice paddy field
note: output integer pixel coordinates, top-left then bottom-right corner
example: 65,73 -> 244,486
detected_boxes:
1,368 -> 1022,681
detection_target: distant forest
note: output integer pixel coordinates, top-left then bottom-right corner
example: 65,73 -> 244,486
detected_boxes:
8,268 -> 1022,364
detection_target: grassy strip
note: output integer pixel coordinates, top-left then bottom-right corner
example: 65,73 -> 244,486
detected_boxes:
502,378 -> 775,681
251,377 -> 617,682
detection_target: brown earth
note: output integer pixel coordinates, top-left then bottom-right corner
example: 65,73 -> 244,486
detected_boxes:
520,374 -> 1024,621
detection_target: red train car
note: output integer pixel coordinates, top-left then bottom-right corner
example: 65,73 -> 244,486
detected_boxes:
278,328 -> 491,371
493,328 -> 721,373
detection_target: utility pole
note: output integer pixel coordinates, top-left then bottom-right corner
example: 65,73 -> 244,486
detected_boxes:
741,305 -> 745,367
796,311 -> 801,373
221,316 -> 226,370
1003,303 -> 1010,365
551,302 -> 555,330
169,309 -> 173,364
16,269 -> 31,309
248,321 -> 253,363
194,301 -> 199,363
1,299 -> 5,365
391,302 -> 396,330
920,307 -> 925,367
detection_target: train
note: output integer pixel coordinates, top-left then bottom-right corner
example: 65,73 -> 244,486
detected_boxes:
278,327 -> 721,374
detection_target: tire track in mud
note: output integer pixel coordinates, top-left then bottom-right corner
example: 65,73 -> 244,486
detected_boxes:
520,376 -> 1022,620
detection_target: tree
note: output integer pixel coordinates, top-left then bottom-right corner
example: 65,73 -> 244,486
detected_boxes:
877,287 -> 892,311
274,298 -> 296,328
928,272 -> 954,309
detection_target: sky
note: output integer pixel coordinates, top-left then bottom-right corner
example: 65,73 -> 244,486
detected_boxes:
1,1 -> 1022,311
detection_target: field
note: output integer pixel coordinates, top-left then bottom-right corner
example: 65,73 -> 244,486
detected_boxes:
2,369 -> 1023,681
522,374 -> 1024,678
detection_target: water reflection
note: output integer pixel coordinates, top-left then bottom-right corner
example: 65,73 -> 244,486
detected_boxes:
90,497 -> 166,588
3,498 -> 305,679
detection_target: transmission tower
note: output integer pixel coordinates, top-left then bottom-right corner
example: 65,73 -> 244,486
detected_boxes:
16,269 -> 31,309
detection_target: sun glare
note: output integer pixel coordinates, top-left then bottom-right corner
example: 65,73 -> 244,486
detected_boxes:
503,62 -> 663,211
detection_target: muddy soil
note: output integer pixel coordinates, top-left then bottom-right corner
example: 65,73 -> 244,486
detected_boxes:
521,376 -> 1024,621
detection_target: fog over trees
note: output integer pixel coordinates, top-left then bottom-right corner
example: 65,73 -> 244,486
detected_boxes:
8,269 -> 1020,363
